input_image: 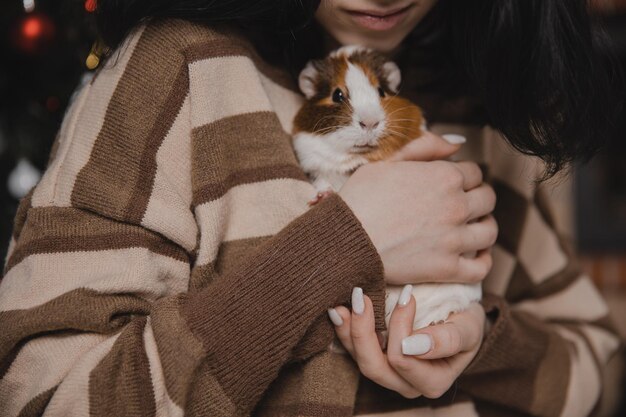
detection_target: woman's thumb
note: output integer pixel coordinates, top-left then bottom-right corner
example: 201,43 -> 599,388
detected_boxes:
389,132 -> 466,162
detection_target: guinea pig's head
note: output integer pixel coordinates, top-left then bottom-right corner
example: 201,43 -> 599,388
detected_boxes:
294,46 -> 401,154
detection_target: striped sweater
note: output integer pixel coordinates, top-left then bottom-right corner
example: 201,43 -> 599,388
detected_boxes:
0,19 -> 620,417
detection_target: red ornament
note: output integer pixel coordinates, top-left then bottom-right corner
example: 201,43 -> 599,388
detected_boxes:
22,17 -> 43,39
85,0 -> 97,13
12,13 -> 56,53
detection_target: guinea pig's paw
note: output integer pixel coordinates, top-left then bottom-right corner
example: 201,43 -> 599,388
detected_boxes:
308,190 -> 335,206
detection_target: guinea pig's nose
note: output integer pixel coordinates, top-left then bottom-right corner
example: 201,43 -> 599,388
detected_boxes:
359,120 -> 380,130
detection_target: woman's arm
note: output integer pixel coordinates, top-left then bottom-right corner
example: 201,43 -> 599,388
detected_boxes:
0,22 -> 386,417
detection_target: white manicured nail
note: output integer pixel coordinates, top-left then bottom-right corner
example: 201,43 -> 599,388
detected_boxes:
442,134 -> 466,145
352,287 -> 365,315
397,284 -> 413,307
402,334 -> 433,356
328,308 -> 343,326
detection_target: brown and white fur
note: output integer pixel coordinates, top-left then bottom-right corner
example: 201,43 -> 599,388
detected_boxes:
292,46 -> 481,330
293,46 -> 425,197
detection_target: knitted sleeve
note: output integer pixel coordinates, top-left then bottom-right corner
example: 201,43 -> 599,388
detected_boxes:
0,21 -> 386,417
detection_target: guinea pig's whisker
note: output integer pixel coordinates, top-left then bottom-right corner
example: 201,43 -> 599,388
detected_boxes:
384,106 -> 413,118
384,127 -> 413,141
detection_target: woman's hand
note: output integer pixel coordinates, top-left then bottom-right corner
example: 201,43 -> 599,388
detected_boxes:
339,132 -> 497,286
328,288 -> 486,399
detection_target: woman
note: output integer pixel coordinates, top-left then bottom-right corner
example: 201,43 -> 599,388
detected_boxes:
0,1 -> 620,416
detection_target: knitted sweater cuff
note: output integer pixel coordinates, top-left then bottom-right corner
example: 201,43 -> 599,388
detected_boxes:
180,194 -> 385,410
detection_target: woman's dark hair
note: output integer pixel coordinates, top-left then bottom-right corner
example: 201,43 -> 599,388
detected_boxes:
95,0 -> 321,49
95,0 -> 623,178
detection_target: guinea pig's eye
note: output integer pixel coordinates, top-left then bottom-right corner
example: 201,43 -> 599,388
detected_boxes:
332,88 -> 345,103
378,87 -> 385,98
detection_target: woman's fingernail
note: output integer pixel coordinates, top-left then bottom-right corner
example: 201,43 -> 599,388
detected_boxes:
397,284 -> 413,307
352,287 -> 365,315
328,308 -> 343,326
402,334 -> 433,356
442,134 -> 467,145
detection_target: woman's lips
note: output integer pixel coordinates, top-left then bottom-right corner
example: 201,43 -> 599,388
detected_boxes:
345,4 -> 413,31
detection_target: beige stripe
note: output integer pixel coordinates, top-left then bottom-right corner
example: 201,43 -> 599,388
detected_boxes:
43,335 -> 120,417
189,56 -> 273,128
194,178 -> 313,266
143,319 -> 184,417
517,205 -> 568,284
355,402 -> 479,417
556,326 -> 602,417
0,333 -> 108,417
483,244 -> 516,296
513,276 -> 609,322
579,324 -> 621,365
32,29 -> 143,208
0,249 -> 189,312
141,94 -> 197,252
257,72 -> 304,134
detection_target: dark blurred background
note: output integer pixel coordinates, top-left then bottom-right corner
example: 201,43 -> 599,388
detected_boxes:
0,0 -> 625,414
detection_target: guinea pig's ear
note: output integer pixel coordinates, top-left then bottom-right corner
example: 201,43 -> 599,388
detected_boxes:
382,61 -> 401,93
298,61 -> 319,99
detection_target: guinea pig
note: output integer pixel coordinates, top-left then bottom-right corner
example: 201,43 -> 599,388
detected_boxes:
292,45 -> 425,199
292,46 -> 481,332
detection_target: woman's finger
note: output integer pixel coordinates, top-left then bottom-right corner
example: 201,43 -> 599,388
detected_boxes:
460,215 -> 498,252
453,161 -> 483,191
386,286 -> 426,366
389,131 -> 463,162
402,303 -> 485,360
348,289 -> 421,397
456,247 -> 493,283
466,183 -> 497,221
329,306 -> 355,356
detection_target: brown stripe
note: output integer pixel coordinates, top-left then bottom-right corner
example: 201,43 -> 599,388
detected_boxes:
459,298 -> 551,414
529,331 -> 571,416
184,36 -> 298,92
185,359 -> 238,417
0,337 -> 26,383
89,317 -> 156,417
354,376 -> 473,414
188,237 -> 270,292
0,288 -> 150,359
255,403 -> 353,417
256,351 -> 360,417
150,296 -> 210,410
189,262 -> 218,292
17,385 -> 58,417
193,165 -> 307,207
215,236 -> 270,276
5,207 -> 189,272
125,67 -> 188,224
505,258 -> 581,303
191,111 -> 306,206
71,22 -> 189,224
